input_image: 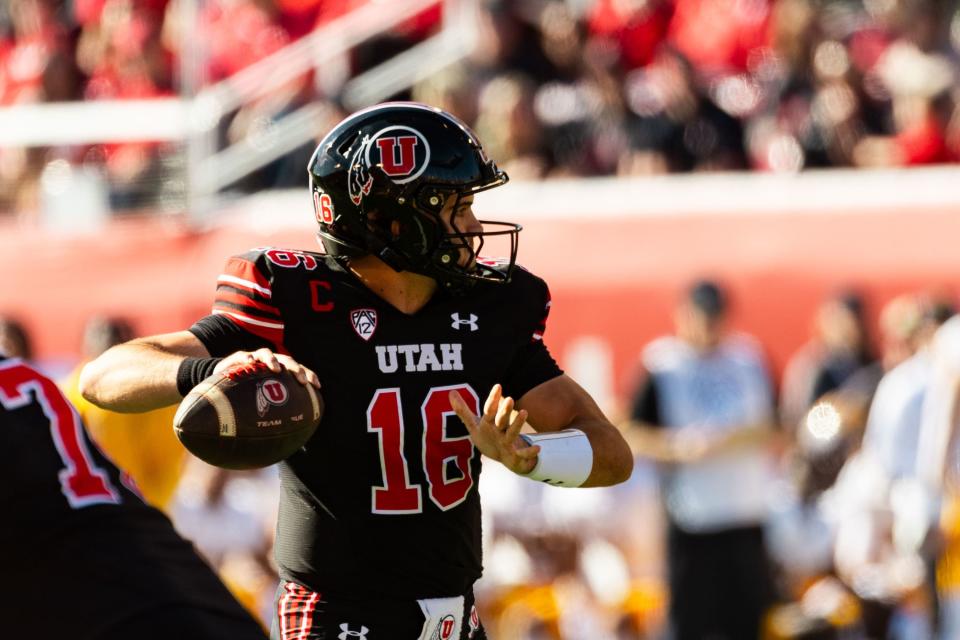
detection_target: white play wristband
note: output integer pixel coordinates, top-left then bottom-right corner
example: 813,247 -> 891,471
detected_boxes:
518,428 -> 593,487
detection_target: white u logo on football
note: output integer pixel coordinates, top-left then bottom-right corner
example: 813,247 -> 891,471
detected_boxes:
256,379 -> 289,416
263,380 -> 289,404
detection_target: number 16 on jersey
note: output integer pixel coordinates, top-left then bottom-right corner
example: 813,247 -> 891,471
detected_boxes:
367,384 -> 480,514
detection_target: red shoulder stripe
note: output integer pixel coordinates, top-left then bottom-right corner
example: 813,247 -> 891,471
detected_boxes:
220,258 -> 272,299
533,293 -> 552,342
214,288 -> 281,317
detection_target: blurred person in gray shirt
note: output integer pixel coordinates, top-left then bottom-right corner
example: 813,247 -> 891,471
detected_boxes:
626,280 -> 778,640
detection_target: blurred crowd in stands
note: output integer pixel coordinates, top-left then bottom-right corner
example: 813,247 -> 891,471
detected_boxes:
2,0 -> 959,216
7,280 -> 960,638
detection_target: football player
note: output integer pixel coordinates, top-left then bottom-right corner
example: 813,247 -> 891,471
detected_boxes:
0,354 -> 267,639
79,103 -> 633,639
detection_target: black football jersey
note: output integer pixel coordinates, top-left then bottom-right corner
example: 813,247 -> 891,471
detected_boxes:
0,357 -> 263,639
189,248 -> 563,599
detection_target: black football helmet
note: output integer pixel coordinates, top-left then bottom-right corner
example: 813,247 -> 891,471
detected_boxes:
308,102 -> 520,293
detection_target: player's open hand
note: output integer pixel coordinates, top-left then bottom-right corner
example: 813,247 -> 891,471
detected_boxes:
450,384 -> 540,475
214,348 -> 321,389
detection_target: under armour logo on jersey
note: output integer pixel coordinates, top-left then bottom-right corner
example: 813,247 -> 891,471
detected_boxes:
451,313 -> 478,331
338,623 -> 369,640
350,308 -> 378,341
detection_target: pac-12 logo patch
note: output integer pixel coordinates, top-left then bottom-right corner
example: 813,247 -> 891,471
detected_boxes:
350,308 -> 378,341
347,126 -> 431,205
256,379 -> 289,417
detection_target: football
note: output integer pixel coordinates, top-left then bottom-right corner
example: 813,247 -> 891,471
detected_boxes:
173,362 -> 323,470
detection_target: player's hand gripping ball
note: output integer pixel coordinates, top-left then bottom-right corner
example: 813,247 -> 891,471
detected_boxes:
173,362 -> 323,470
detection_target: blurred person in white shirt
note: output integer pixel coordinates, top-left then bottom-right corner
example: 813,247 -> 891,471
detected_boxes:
626,279 -> 778,640
912,308 -> 960,638
830,296 -> 954,639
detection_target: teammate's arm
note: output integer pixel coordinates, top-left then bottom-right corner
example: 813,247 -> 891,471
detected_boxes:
79,331 -> 319,413
450,375 -> 633,487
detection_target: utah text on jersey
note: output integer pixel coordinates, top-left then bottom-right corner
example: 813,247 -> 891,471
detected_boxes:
375,344 -> 463,374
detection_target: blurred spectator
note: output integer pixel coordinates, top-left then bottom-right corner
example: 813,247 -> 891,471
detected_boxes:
780,291 -> 876,432
0,0 -> 73,106
77,0 -> 175,210
916,311 -> 960,638
586,0 -> 673,71
800,292 -> 937,459
764,398 -> 865,638
621,48 -> 749,174
159,0 -> 289,82
469,0 -> 562,85
876,293 -> 929,372
475,72 -> 552,180
172,459 -> 280,624
0,316 -> 33,361
5,0 -> 960,219
829,295 -> 955,639
667,0 -> 771,76
853,43 -> 958,167
860,297 -> 954,482
61,315 -> 186,511
242,99 -> 347,191
172,460 -> 275,566
626,279 -> 778,640
412,64 -> 478,126
0,0 -> 82,218
765,303 -> 914,638
477,450 -> 660,637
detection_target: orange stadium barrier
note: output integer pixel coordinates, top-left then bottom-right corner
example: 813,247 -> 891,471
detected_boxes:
3,185 -> 958,410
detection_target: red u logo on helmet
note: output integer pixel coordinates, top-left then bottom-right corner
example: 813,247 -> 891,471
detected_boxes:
365,125 -> 431,185
376,136 -> 419,176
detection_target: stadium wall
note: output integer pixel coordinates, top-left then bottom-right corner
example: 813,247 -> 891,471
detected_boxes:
3,169 -> 958,414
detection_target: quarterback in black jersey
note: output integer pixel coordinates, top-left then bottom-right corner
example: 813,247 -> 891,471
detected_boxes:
80,103 -> 633,639
0,355 -> 267,640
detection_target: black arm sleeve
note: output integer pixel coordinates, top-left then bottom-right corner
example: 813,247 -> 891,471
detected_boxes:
188,314 -> 274,358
